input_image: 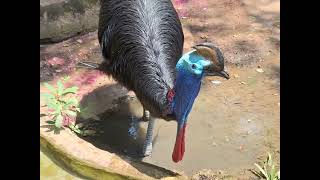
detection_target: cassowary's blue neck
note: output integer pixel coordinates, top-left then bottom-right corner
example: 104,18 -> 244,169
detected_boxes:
169,67 -> 204,162
165,57 -> 204,119
172,68 -> 203,124
168,50 -> 207,163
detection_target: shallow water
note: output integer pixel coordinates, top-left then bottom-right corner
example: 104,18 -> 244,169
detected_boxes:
79,60 -> 279,175
40,151 -> 83,180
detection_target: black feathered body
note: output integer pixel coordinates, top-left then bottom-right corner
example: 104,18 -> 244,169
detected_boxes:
98,0 -> 184,118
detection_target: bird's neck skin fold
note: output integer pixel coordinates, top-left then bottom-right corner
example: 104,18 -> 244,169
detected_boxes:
163,87 -> 175,116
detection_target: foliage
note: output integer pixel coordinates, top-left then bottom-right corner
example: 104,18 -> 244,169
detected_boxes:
41,77 -> 82,134
252,152 -> 280,180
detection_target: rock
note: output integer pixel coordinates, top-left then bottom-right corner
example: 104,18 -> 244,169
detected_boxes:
83,130 -> 96,136
200,34 -> 208,40
256,67 -> 264,73
40,121 -> 187,180
225,136 -> 230,142
91,115 -> 100,121
40,0 -> 99,43
191,169 -> 219,180
76,123 -> 84,129
76,39 -> 83,44
211,80 -> 222,85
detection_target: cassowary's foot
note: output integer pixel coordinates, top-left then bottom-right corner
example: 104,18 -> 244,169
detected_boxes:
142,117 -> 155,157
127,108 -> 154,157
140,109 -> 150,122
142,142 -> 153,156
128,109 -> 151,139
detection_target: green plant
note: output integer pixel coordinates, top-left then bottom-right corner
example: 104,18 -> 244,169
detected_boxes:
252,152 -> 280,180
41,78 -> 81,134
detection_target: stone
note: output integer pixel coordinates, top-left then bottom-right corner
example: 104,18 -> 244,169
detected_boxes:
40,0 -> 99,43
40,118 -> 187,179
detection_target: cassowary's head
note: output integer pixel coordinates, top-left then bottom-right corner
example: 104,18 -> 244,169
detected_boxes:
191,42 -> 229,79
170,42 -> 229,163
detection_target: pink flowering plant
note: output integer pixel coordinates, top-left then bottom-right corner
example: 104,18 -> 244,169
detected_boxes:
41,78 -> 81,134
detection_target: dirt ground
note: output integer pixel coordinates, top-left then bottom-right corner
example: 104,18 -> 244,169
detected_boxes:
40,0 -> 279,179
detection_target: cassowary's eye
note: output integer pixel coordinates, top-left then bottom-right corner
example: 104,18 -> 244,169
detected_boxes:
191,64 -> 196,69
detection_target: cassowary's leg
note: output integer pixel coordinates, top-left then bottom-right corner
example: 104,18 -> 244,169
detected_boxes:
142,115 -> 155,156
128,108 -> 154,156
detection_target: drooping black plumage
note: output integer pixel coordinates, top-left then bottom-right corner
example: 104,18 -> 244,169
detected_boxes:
96,0 -> 229,161
98,0 -> 184,119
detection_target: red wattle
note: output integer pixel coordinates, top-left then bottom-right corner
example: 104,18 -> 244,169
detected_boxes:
172,124 -> 186,163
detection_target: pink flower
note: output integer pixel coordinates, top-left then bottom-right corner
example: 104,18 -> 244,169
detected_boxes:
63,115 -> 75,126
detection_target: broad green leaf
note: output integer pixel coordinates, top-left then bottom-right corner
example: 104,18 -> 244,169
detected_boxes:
63,101 -> 75,109
48,112 -> 59,117
62,87 -> 78,95
62,97 -> 78,105
44,83 -> 57,94
47,101 -> 60,110
69,124 -> 81,134
57,80 -> 64,96
55,114 -> 63,128
41,93 -> 55,100
62,101 -> 78,111
56,103 -> 63,111
63,102 -> 71,109
65,110 -> 77,117
46,120 -> 55,125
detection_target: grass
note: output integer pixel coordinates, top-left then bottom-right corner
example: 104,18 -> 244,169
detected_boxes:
251,152 -> 280,180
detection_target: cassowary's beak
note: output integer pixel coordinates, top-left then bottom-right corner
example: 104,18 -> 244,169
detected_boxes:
217,70 -> 230,79
203,62 -> 230,79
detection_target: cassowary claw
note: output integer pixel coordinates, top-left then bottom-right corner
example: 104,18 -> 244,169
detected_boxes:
142,142 -> 153,156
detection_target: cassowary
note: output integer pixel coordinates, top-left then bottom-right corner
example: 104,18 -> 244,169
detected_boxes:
97,0 -> 229,163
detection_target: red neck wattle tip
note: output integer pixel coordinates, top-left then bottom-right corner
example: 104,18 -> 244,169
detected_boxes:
172,125 -> 186,163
